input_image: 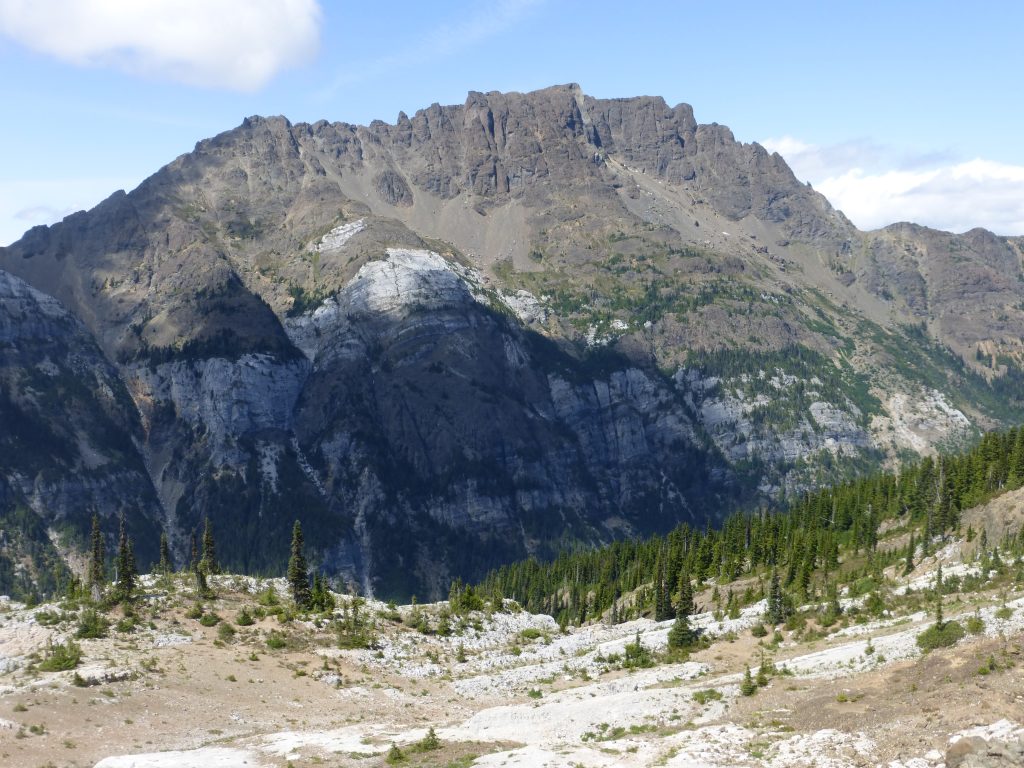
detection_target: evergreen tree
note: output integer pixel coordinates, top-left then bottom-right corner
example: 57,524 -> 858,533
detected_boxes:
667,603 -> 696,651
767,570 -> 787,625
288,520 -> 312,608
114,515 -> 136,602
189,531 -> 199,574
677,571 -> 695,616
88,514 -> 105,590
158,532 -> 172,574
903,533 -> 915,575
740,664 -> 757,696
653,554 -> 672,621
310,573 -> 335,612
201,517 -> 218,575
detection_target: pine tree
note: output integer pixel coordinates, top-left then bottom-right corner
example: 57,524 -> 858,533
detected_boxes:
201,517 -> 218,575
114,515 -> 136,602
677,571 -> 695,616
654,555 -> 672,621
667,603 -> 696,651
288,520 -> 311,608
158,532 -> 172,574
903,533 -> 915,575
740,664 -> 757,696
767,570 -> 787,625
189,531 -> 199,574
88,514 -> 105,590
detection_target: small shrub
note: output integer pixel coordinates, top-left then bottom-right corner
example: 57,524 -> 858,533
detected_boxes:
235,607 -> 255,626
217,623 -> 236,642
526,688 -> 542,699
385,744 -> 405,764
916,620 -> 965,652
39,640 -> 82,671
692,688 -> 723,705
199,613 -> 221,627
257,586 -> 280,606
185,603 -> 204,620
75,609 -> 110,639
34,609 -> 71,627
750,623 -> 768,638
995,605 -> 1013,620
413,726 -> 441,752
266,630 -> 287,650
966,612 -> 985,635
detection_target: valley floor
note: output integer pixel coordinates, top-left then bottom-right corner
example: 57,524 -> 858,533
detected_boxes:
1,543 -> 1023,768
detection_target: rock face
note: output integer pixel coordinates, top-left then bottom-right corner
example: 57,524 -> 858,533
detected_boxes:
0,271 -> 163,596
1,84 -> 1022,598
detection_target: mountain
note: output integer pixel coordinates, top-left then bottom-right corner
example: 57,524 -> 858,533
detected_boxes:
1,84 -> 1023,599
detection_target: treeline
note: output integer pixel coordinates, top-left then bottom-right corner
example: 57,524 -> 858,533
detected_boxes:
478,428 -> 1024,627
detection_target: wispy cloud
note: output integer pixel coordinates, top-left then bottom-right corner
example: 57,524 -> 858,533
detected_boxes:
0,0 -> 321,91
320,0 -> 544,97
761,136 -> 1024,235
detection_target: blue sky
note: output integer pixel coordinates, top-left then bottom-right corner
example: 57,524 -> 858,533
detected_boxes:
2,0 -> 1023,245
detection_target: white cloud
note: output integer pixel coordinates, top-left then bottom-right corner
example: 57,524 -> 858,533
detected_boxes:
0,177 -> 138,246
761,136 -> 1024,235
0,0 -> 321,91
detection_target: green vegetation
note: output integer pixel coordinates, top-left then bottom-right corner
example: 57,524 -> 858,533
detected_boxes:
916,620 -> 966,651
692,688 -> 723,705
479,428 -> 1024,627
38,640 -> 82,671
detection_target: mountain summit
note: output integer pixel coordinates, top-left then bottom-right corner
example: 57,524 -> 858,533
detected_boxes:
2,85 -> 1023,599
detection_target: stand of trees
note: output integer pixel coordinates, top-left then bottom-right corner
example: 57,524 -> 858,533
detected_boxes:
477,428 -> 1024,627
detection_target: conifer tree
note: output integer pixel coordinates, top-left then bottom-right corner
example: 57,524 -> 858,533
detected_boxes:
189,531 -> 199,573
288,520 -> 312,608
767,570 -> 787,625
740,664 -> 757,696
158,532 -> 172,574
903,533 -> 915,575
677,571 -> 695,616
88,514 -> 105,590
654,555 -> 672,621
114,515 -> 136,602
201,517 -> 218,575
667,602 -> 696,651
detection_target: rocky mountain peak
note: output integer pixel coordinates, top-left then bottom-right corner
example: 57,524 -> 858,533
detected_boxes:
2,85 -> 1024,599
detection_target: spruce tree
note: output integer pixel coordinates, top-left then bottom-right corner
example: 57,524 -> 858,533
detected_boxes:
114,515 -> 136,602
654,555 -> 672,621
667,602 -> 696,651
158,532 -> 172,574
767,570 -> 787,625
189,531 -> 199,574
903,533 -> 915,575
740,664 -> 757,696
201,517 -> 218,575
88,514 -> 105,590
677,571 -> 695,616
288,520 -> 312,608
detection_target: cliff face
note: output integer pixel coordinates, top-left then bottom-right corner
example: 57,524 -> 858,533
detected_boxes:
1,85 -> 1021,598
0,271 -> 163,596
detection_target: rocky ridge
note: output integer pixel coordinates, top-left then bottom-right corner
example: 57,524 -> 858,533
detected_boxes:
0,85 -> 1022,596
